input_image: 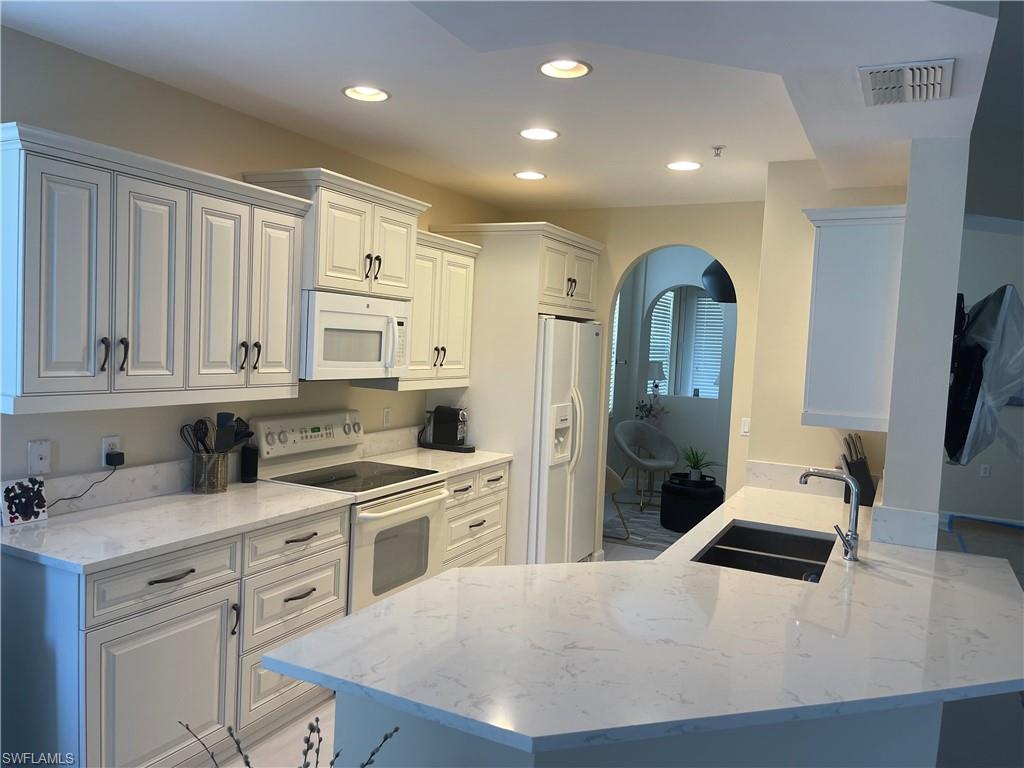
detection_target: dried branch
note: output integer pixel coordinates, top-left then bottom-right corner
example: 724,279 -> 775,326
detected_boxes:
313,717 -> 324,768
359,727 -> 400,768
179,721 -> 219,767
226,726 -> 252,768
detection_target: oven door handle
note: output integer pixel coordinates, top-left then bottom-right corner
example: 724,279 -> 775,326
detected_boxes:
354,487 -> 450,521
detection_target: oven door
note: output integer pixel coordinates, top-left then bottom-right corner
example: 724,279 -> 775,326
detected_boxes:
349,484 -> 449,610
300,291 -> 408,380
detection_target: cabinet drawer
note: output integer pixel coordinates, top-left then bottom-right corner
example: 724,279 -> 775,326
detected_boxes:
241,546 -> 348,652
446,472 -> 477,507
477,465 -> 509,496
445,536 -> 507,569
85,537 -> 241,629
444,495 -> 506,558
244,508 -> 348,574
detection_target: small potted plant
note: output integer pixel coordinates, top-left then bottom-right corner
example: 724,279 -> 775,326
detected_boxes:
682,446 -> 719,482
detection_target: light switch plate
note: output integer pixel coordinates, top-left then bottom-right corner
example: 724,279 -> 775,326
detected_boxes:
27,440 -> 51,475
740,418 -> 751,437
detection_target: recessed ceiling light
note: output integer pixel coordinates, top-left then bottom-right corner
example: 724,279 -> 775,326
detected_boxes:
344,85 -> 390,102
520,127 -> 559,141
514,170 -> 546,180
666,160 -> 702,171
539,59 -> 592,79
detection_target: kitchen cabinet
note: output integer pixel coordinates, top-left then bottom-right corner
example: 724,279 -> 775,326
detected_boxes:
189,193 -> 251,389
403,232 -> 477,383
242,168 -> 430,300
440,462 -> 510,569
19,155 -> 112,395
113,176 -> 189,392
802,206 -> 905,432
539,241 -> 597,313
1,123 -> 309,413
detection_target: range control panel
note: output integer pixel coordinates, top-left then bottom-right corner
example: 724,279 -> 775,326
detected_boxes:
253,410 -> 363,459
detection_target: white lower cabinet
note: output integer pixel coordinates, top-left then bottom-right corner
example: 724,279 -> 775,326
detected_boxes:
444,537 -> 507,569
85,583 -> 240,768
441,463 -> 510,570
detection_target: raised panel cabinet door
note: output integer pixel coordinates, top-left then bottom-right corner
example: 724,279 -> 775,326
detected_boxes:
436,252 -> 474,378
370,207 -> 416,298
569,249 -> 596,310
22,156 -> 113,394
114,176 -> 188,391
539,240 -> 570,306
248,209 -> 301,386
85,582 -> 239,768
188,193 -> 251,389
406,246 -> 442,379
316,188 -> 373,292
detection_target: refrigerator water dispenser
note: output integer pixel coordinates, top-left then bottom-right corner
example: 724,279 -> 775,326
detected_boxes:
550,402 -> 573,465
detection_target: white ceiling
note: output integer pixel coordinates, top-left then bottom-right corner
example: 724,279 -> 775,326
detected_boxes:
1,2 -> 998,210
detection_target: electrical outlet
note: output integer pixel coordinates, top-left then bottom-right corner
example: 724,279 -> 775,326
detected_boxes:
28,440 -> 52,475
980,463 -> 992,478
382,407 -> 392,427
101,435 -> 122,468
740,417 -> 751,437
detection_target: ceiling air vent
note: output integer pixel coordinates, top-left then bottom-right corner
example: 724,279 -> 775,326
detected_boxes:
858,58 -> 955,106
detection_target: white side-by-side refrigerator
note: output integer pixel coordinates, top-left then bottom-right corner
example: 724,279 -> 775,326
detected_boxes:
529,316 -> 603,564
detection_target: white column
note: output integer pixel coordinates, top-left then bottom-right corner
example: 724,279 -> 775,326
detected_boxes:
875,138 -> 971,548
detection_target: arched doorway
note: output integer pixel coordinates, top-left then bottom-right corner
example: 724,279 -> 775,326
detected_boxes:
604,245 -> 738,558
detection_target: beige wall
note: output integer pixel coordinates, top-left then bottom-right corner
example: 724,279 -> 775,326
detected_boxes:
747,160 -> 905,475
0,28 -> 505,479
512,202 -> 766,497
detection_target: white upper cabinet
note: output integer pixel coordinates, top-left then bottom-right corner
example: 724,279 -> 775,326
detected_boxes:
406,244 -> 443,379
20,156 -> 112,395
114,176 -> 188,392
188,193 -> 251,389
242,168 -> 430,300
437,250 -> 474,378
539,240 -> 571,306
1,124 -> 310,413
249,209 -> 303,386
802,206 -> 906,432
568,247 -> 596,311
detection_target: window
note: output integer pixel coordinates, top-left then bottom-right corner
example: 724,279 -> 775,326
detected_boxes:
643,286 -> 724,399
608,294 -> 620,413
646,290 -> 675,394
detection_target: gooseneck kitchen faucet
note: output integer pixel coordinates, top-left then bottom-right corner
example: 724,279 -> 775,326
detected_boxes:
799,469 -> 861,561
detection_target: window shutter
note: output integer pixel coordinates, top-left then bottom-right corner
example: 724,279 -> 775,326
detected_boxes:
690,295 -> 723,398
647,290 -> 674,394
608,294 -> 620,413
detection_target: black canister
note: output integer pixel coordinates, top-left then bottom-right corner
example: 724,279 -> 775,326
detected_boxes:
240,443 -> 259,483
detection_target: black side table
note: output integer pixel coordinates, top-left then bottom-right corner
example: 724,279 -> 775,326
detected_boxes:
660,474 -> 725,534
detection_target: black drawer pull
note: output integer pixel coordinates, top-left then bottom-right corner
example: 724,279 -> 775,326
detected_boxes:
432,346 -> 440,367
439,346 -> 447,366
364,253 -> 374,279
374,254 -> 382,279
453,485 -> 472,493
468,520 -> 486,529
284,587 -> 317,603
252,341 -> 262,370
230,603 -> 240,636
284,531 -> 318,544
487,476 -> 504,483
99,337 -> 111,372
118,337 -> 130,372
148,567 -> 195,586
239,341 -> 249,370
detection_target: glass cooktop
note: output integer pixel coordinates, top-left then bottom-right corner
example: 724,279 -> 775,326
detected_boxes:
273,461 -> 437,493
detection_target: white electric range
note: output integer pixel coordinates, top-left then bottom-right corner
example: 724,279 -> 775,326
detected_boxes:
254,410 -> 450,610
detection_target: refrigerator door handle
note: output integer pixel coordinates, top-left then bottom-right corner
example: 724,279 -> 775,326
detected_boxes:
568,385 -> 583,474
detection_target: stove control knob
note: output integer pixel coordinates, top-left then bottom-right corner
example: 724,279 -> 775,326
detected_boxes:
343,423 -> 352,436
266,432 -> 276,446
278,430 -> 288,444
353,422 -> 362,434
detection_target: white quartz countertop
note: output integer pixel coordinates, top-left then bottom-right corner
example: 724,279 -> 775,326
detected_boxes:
264,486 -> 1024,753
361,447 -> 512,476
0,481 -> 350,574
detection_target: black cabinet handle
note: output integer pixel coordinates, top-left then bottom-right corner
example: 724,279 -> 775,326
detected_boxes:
147,567 -> 195,586
284,587 -> 317,603
439,346 -> 447,366
99,337 -> 111,372
284,531 -> 318,544
239,341 -> 249,370
487,476 -> 504,483
364,253 -> 374,279
118,337 -> 130,372
566,278 -> 572,297
252,341 -> 262,370
230,603 -> 240,636
569,278 -> 578,297
453,485 -> 472,493
469,520 -> 486,529
432,346 -> 440,367
374,254 -> 382,279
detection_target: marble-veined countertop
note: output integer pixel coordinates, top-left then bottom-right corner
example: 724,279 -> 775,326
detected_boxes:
263,486 -> 1024,752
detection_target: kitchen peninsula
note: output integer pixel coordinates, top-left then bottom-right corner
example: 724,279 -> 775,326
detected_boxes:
264,487 -> 1024,767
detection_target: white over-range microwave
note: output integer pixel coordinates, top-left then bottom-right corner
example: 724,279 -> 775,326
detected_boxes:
300,290 -> 409,380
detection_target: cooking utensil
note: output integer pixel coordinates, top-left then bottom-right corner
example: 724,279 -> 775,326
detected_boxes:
843,436 -> 855,462
179,424 -> 201,454
215,423 -> 236,453
193,418 -> 215,454
216,411 -> 235,429
855,434 -> 866,459
841,432 -> 876,507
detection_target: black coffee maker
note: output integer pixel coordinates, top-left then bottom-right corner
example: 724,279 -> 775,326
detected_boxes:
419,406 -> 475,453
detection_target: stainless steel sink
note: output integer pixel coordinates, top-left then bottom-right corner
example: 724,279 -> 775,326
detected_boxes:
693,521 -> 834,582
